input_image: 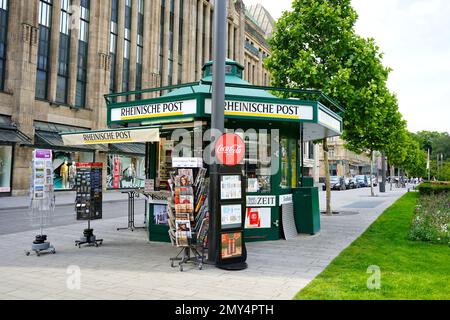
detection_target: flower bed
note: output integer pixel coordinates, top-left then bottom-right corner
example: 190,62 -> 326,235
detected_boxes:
410,193 -> 450,245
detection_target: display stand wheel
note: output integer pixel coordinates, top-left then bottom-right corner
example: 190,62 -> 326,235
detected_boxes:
26,235 -> 55,257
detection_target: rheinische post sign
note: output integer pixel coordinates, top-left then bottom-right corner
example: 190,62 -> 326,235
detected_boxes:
61,127 -> 160,145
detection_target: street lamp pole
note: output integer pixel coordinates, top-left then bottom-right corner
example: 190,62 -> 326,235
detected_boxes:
208,0 -> 227,264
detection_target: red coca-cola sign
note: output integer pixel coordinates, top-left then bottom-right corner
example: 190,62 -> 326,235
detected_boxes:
215,133 -> 245,166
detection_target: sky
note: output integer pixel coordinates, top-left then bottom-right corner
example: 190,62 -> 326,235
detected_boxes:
244,0 -> 450,134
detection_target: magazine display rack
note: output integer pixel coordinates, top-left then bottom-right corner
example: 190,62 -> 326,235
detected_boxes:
168,167 -> 209,272
26,149 -> 56,257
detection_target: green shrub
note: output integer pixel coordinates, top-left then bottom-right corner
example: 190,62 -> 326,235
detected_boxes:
417,182 -> 450,195
409,193 -> 450,245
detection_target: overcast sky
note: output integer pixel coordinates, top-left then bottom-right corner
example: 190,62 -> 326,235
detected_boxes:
244,0 -> 450,134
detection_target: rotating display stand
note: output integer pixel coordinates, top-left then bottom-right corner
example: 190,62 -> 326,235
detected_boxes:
26,149 -> 56,257
74,163 -> 104,248
168,165 -> 209,272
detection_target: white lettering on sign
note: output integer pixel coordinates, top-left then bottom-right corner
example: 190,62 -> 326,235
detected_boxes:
216,144 -> 243,156
279,194 -> 293,205
246,196 -> 277,207
205,100 -> 314,121
111,100 -> 197,122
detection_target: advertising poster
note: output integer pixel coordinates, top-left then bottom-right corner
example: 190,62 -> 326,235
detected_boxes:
153,204 -> 169,226
221,205 -> 242,229
221,232 -> 243,260
245,208 -> 272,229
220,175 -> 242,200
113,155 -> 121,189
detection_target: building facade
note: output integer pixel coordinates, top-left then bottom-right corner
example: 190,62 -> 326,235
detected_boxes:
318,137 -> 381,179
0,0 -> 282,196
242,3 -> 271,86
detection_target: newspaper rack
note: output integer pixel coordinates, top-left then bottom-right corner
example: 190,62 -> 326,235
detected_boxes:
168,167 -> 209,272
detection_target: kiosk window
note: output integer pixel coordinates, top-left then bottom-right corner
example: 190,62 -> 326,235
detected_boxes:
280,138 -> 289,189
291,140 -> 298,188
242,131 -> 271,193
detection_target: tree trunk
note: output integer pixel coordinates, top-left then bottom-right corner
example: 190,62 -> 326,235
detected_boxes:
323,139 -> 332,216
370,150 -> 375,197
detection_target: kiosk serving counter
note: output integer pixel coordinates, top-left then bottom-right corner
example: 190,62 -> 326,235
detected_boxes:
65,60 -> 343,244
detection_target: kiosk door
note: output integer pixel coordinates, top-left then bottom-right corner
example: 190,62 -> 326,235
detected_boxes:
244,136 -> 299,242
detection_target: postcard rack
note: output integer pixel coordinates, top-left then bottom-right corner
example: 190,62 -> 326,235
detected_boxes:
168,167 -> 209,272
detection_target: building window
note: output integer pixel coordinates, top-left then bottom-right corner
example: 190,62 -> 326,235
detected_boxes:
107,154 -> 145,189
75,0 -> 90,108
122,0 -> 131,99
194,0 -> 198,80
159,0 -> 165,86
36,0 -> 53,100
135,0 -> 144,99
177,0 -> 183,84
0,144 -> 12,194
167,0 -> 174,86
109,0 -> 118,94
56,0 -> 71,104
202,3 -> 206,64
0,0 -> 8,91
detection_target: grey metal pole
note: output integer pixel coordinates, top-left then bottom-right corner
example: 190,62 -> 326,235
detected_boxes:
208,0 -> 227,264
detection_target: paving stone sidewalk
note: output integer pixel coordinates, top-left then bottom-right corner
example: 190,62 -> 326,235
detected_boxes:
0,190 -> 131,211
0,188 -> 407,300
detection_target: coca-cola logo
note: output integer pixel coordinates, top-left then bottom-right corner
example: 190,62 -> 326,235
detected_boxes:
215,134 -> 246,166
216,144 -> 243,155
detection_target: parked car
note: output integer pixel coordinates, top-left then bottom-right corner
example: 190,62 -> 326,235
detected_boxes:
355,175 -> 369,188
323,176 -> 346,191
345,177 -> 357,189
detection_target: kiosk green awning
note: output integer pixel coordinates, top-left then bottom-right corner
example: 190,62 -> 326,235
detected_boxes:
104,59 -> 343,142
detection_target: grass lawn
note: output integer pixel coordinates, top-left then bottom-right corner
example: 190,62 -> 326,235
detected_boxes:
295,192 -> 450,300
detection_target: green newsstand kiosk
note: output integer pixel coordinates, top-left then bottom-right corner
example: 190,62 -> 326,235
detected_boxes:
104,60 -> 343,243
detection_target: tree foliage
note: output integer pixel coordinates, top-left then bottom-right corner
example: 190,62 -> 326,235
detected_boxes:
265,0 -> 427,183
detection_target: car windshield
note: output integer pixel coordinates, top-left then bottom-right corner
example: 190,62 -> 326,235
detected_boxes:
330,176 -> 340,182
356,176 -> 365,180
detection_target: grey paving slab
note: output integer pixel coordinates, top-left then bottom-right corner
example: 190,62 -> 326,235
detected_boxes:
0,187 -> 408,300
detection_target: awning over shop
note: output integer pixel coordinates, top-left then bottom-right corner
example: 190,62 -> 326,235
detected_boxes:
109,143 -> 146,156
60,126 -> 160,146
104,59 -> 344,142
0,115 -> 31,144
0,128 -> 31,143
35,121 -> 108,152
